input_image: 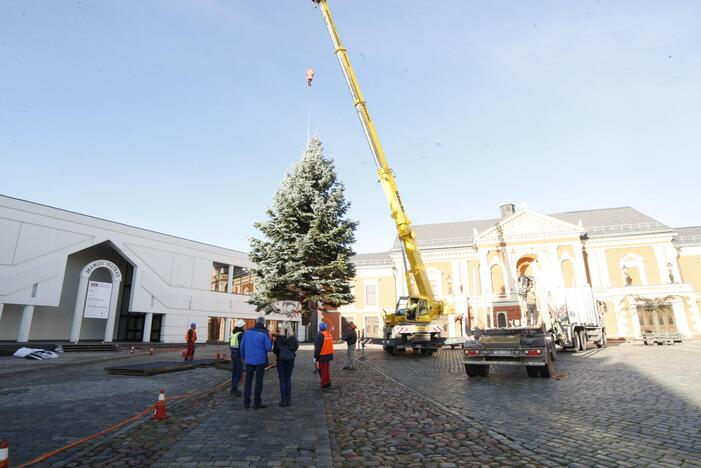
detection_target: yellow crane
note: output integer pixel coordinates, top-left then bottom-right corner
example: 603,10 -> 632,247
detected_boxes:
312,0 -> 449,353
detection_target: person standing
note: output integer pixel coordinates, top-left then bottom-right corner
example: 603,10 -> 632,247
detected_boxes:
342,323 -> 358,370
314,322 -> 334,389
184,322 -> 197,361
229,319 -> 246,397
240,316 -> 272,409
273,322 -> 299,407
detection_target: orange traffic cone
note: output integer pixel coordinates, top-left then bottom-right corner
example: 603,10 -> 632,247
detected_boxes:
0,439 -> 9,468
151,389 -> 169,420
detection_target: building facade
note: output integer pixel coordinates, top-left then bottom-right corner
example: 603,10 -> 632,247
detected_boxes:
340,204 -> 701,340
0,195 -> 301,344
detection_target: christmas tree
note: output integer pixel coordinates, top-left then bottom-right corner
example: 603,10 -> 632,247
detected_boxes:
249,138 -> 357,332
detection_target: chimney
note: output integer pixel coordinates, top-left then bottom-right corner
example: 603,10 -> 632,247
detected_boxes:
499,203 -> 515,219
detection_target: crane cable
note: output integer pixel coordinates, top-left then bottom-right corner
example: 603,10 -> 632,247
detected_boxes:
306,68 -> 315,144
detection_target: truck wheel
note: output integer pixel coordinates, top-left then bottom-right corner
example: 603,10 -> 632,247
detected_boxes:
464,364 -> 479,377
579,330 -> 587,351
383,346 -> 393,353
571,331 -> 580,352
526,366 -> 539,378
477,365 -> 489,377
595,331 -> 607,348
538,365 -> 550,378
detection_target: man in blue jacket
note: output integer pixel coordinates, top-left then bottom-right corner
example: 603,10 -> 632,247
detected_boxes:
240,316 -> 272,409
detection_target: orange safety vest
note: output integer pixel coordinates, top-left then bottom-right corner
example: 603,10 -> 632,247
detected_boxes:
320,330 -> 334,356
185,329 -> 197,343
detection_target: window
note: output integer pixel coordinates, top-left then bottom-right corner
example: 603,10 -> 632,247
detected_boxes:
211,262 -> 255,295
365,282 -> 378,307
490,264 -> 506,294
211,262 -> 229,292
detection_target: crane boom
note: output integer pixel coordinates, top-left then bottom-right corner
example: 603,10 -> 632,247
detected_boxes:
313,0 -> 438,314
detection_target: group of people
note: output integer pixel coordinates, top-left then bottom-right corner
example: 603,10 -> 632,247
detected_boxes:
225,318 -> 359,408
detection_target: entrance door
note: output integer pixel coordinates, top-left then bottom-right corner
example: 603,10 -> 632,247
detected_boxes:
124,314 -> 145,341
638,305 -> 678,335
150,314 -> 163,342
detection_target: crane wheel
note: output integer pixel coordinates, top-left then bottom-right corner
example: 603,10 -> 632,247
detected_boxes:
477,365 -> 489,377
526,366 -> 539,378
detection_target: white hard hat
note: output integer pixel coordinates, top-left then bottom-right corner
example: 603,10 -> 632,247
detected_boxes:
235,319 -> 246,328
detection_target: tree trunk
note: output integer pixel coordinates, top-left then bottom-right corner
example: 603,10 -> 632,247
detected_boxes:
307,299 -> 320,342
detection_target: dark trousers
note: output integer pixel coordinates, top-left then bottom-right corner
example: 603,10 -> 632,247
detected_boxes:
230,349 -> 242,392
244,363 -> 266,406
319,361 -> 331,387
276,359 -> 295,401
184,342 -> 195,361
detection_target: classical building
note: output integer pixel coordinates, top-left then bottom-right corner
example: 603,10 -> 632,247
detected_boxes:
0,195 -> 301,344
340,204 -> 701,340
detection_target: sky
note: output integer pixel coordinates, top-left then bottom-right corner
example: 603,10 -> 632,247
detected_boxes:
2,1 -> 700,254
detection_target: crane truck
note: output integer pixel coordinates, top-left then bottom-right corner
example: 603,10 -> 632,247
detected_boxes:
312,0 -> 449,354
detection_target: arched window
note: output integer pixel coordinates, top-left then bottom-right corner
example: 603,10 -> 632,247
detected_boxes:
561,259 -> 576,288
497,312 -> 507,328
490,264 -> 506,294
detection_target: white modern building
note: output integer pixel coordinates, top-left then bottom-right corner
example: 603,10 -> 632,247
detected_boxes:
0,195 -> 300,344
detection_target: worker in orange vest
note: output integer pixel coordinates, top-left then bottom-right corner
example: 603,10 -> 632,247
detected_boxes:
314,322 -> 334,389
184,322 -> 197,361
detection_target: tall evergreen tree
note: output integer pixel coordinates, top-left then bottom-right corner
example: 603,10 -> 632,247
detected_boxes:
249,138 -> 357,328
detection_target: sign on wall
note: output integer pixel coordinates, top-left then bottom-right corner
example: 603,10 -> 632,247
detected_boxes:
84,281 -> 113,319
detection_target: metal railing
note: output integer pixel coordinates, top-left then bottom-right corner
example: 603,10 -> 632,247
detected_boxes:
586,221 -> 669,233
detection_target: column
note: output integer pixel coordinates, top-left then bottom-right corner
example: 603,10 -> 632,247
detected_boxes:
654,245 -> 670,284
548,245 -> 561,289
224,317 -> 233,340
142,312 -> 154,343
227,265 -> 234,293
672,300 -> 691,337
596,249 -> 611,288
573,245 -> 588,286
451,260 -> 460,296
103,278 -> 122,343
70,275 -> 90,343
0,303 -> 4,326
17,305 -> 35,343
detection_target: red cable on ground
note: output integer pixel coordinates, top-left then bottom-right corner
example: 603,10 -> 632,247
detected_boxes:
16,378 -> 231,467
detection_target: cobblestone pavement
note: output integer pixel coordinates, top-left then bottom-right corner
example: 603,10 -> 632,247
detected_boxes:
358,341 -> 701,467
5,342 -> 700,467
150,352 -> 332,468
322,359 -> 539,467
0,346 -> 231,465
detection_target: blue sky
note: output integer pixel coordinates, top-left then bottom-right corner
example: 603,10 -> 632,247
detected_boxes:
2,1 -> 700,254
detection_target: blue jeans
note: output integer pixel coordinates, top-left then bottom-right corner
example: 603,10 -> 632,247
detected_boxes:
244,363 -> 266,406
230,349 -> 242,392
277,359 -> 295,401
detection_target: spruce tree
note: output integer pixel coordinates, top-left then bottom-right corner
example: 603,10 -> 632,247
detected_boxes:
249,138 -> 357,330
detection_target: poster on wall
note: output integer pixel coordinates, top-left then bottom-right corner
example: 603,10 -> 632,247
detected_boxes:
84,281 -> 113,319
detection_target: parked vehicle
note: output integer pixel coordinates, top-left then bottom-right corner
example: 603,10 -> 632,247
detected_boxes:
463,286 -> 605,378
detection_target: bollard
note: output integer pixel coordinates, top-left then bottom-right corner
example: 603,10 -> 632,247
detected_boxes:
151,389 -> 169,420
149,347 -> 154,356
0,439 -> 8,468
130,346 -> 135,354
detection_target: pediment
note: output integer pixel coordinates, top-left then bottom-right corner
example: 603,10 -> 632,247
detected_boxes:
475,209 -> 583,245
